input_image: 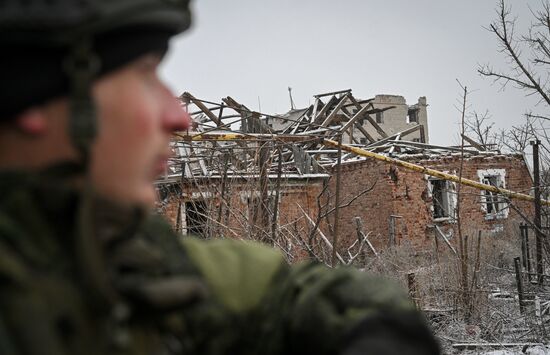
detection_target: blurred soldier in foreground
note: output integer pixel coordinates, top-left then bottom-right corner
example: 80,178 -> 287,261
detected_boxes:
0,1 -> 440,354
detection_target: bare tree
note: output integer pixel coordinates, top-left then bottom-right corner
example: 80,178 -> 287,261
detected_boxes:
479,0 -> 550,120
479,0 -> 550,170
480,0 -> 550,284
500,119 -> 537,152
465,110 -> 495,147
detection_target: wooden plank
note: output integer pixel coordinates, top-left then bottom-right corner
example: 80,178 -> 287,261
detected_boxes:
222,96 -> 272,133
314,95 -> 339,123
320,94 -> 350,127
366,125 -> 422,148
339,104 -> 372,132
313,89 -> 351,98
434,225 -> 458,255
354,122 -> 376,143
288,112 -> 311,134
348,96 -> 389,138
389,141 -> 481,154
365,113 -> 389,138
389,134 -> 401,154
183,92 -> 222,126
461,134 -> 486,151
342,98 -> 373,109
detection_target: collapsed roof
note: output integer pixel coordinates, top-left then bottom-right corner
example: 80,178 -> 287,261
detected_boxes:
158,89 -> 501,184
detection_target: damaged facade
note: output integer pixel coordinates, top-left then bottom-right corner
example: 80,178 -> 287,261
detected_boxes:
368,94 -> 429,142
327,152 -> 532,252
156,89 -> 535,263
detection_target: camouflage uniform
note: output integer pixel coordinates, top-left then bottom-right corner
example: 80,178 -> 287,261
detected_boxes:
0,165 -> 440,354
0,1 -> 440,354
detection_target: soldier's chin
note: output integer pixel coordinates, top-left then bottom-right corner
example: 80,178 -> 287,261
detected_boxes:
112,184 -> 157,209
135,185 -> 157,209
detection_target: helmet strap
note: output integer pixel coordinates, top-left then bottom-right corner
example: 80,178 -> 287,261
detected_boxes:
65,39 -> 100,166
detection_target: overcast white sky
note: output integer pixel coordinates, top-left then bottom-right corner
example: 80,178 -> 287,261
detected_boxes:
160,0 -> 542,146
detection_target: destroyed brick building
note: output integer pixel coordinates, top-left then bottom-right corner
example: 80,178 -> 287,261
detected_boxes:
325,150 -> 533,253
156,89 -> 536,263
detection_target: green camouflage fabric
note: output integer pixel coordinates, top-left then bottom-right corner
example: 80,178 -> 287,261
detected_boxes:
0,164 -> 440,355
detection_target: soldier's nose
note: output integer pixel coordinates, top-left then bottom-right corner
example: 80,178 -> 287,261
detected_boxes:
163,96 -> 191,132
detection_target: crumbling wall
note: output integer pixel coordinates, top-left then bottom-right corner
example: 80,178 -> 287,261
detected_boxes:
401,155 -> 533,243
366,95 -> 429,142
326,154 -> 534,253
324,159 -> 394,252
159,178 -> 325,262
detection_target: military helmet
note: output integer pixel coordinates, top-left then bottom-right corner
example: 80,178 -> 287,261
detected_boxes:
0,0 -> 192,155
0,0 -> 192,45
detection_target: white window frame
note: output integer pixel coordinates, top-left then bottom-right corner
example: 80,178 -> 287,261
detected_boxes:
426,176 -> 457,222
477,169 -> 509,220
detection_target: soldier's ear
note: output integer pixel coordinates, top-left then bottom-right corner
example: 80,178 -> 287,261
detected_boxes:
14,108 -> 48,136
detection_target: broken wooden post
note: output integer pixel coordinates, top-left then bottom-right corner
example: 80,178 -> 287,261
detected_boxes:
176,199 -> 182,234
470,231 -> 482,294
521,223 -> 528,269
520,223 -> 533,283
216,154 -> 229,236
535,295 -> 542,324
531,139 -> 544,285
332,134 -> 343,267
525,225 -> 533,282
514,257 -> 526,315
271,147 -> 283,244
407,273 -> 420,309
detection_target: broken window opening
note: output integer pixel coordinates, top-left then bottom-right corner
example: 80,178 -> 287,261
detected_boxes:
408,108 -> 418,123
375,111 -> 384,124
428,179 -> 456,220
185,200 -> 208,237
480,173 -> 508,219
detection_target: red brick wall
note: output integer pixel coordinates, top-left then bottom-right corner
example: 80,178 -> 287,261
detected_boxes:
326,154 -> 534,253
158,178 -> 325,261
158,154 -> 534,260
322,159 -> 395,251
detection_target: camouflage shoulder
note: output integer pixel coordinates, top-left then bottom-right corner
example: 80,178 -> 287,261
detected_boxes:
257,262 -> 419,354
181,237 -> 287,313
285,262 -> 415,314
